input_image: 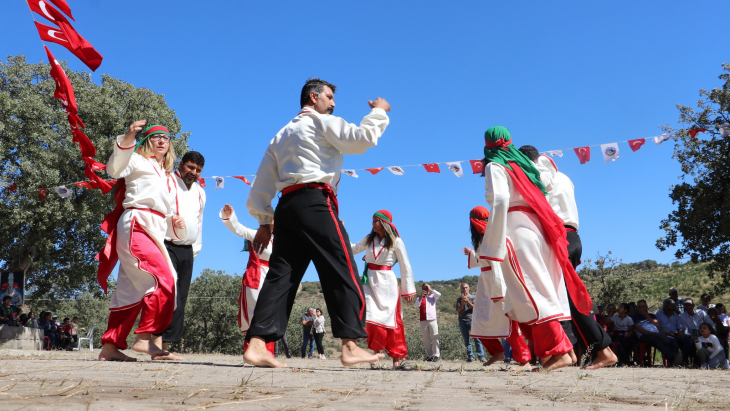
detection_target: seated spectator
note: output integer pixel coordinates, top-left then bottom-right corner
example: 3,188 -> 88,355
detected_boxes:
668,288 -> 684,314
605,303 -> 634,365
70,317 -> 85,345
715,303 -> 730,327
694,323 -> 729,369
697,293 -> 715,313
632,299 -> 679,365
707,307 -> 729,360
38,312 -> 58,349
0,295 -> 21,325
680,298 -> 711,340
595,304 -> 607,330
18,313 -> 28,326
59,318 -> 73,349
604,304 -> 617,334
627,302 -> 637,318
25,311 -> 39,328
655,298 -> 694,365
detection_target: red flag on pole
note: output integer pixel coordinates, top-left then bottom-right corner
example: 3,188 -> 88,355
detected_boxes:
44,46 -> 78,115
689,128 -> 706,138
573,147 -> 591,164
232,176 -> 251,185
365,167 -> 383,175
29,1 -> 103,71
38,188 -> 48,200
75,181 -> 98,189
34,22 -> 103,71
423,163 -> 440,173
198,178 -> 206,187
628,138 -> 646,152
469,159 -> 484,174
46,0 -> 74,20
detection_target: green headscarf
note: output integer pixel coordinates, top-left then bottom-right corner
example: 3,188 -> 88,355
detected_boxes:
483,126 -> 547,196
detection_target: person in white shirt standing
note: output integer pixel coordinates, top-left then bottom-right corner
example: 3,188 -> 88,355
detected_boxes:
152,151 -> 206,360
244,78 -> 391,368
414,284 -> 440,361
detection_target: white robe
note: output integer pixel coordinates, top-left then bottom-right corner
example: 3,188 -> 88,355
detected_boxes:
537,155 -> 579,230
351,236 -> 416,328
106,136 -> 177,310
473,163 -> 570,337
220,208 -> 272,333
466,250 -> 511,338
165,171 -> 206,258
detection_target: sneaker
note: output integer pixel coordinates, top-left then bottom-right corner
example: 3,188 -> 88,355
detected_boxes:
425,356 -> 433,362
432,356 -> 440,362
478,356 -> 487,363
701,364 -> 708,370
724,359 -> 730,370
467,357 -> 475,363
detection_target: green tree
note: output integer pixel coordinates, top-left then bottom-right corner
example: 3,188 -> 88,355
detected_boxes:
578,252 -> 648,306
657,63 -> 730,296
0,54 -> 189,298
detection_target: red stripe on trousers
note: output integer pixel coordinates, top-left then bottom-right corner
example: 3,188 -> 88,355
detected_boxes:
101,219 -> 175,349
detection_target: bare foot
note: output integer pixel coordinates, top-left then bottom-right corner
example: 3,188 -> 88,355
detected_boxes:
341,339 -> 384,366
243,337 -> 286,368
568,349 -> 577,364
98,343 -> 137,362
537,353 -> 573,371
583,347 -> 618,370
513,362 -> 531,371
131,333 -> 169,357
483,352 -> 505,366
151,353 -> 184,361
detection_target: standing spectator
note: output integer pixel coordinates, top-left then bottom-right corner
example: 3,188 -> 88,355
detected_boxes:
455,283 -> 486,363
605,303 -> 634,365
669,288 -> 684,314
632,300 -> 679,365
694,323 -> 728,369
415,283 -> 441,361
655,299 -> 693,365
0,295 -> 21,325
697,294 -> 715,313
301,308 -> 316,358
312,308 -> 326,359
680,298 -> 711,341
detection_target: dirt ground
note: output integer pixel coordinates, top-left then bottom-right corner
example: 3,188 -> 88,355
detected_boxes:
0,349 -> 728,410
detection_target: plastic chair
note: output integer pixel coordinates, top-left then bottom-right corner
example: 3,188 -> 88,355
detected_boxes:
73,324 -> 95,352
635,342 -> 655,367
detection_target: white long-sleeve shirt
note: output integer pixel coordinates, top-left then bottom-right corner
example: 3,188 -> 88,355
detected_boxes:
106,135 -> 173,218
351,236 -> 417,297
246,107 -> 389,224
165,171 -> 206,258
414,290 -> 441,321
695,334 -> 724,359
536,155 -> 579,230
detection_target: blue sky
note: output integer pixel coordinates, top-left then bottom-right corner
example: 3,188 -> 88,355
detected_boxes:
3,1 -> 729,283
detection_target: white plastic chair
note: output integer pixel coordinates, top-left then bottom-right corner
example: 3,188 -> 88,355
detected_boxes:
73,324 -> 95,352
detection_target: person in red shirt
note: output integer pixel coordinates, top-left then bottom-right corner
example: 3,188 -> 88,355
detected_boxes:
414,283 -> 441,361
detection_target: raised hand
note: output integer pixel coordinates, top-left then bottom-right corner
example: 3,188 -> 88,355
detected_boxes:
462,247 -> 472,255
368,97 -> 391,112
222,204 -> 234,219
122,120 -> 147,146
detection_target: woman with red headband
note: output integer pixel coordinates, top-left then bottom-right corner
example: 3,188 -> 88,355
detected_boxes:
462,206 -> 531,367
219,204 -> 276,357
97,120 -> 185,362
351,210 -> 416,368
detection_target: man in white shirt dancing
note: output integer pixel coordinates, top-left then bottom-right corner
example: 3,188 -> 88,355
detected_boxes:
245,78 -> 391,368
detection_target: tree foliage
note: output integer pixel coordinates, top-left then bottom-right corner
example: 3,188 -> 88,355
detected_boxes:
0,54 -> 189,298
578,252 -> 649,307
657,63 -> 730,296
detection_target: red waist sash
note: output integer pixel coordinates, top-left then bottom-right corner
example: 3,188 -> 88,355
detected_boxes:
367,263 -> 392,271
565,225 -> 577,232
508,206 -> 534,213
481,266 -> 493,272
281,183 -> 338,213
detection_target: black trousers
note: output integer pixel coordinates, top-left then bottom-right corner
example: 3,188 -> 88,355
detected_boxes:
566,230 -> 611,352
246,186 -> 367,343
160,241 -> 195,343
314,332 -> 325,355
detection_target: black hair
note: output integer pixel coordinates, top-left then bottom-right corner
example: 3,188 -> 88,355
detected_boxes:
518,145 -> 540,162
470,223 -> 483,250
700,322 -> 716,335
2,296 -> 10,301
618,303 -> 630,311
701,293 -> 710,299
181,151 -> 205,168
300,78 -> 337,108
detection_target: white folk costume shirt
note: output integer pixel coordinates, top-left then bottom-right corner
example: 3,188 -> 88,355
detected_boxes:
219,207 -> 272,333
466,250 -> 510,338
351,236 -> 416,329
474,163 -> 570,337
246,108 -> 389,224
537,155 -> 579,230
165,171 -> 206,258
106,136 -> 177,310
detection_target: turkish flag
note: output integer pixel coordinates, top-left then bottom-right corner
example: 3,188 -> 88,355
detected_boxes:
469,159 -> 484,174
38,188 -> 48,200
83,156 -> 106,171
75,181 -> 97,189
423,163 -> 440,173
44,46 -> 78,114
689,128 -> 706,138
71,128 -> 96,157
365,167 -> 383,175
232,176 -> 251,185
46,0 -> 74,20
8,184 -> 17,193
35,22 -> 103,71
29,2 -> 103,71
573,147 -> 591,164
628,138 -> 646,152
198,178 -> 207,187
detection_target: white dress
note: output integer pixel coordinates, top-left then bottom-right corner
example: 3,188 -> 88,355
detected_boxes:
220,208 -> 272,333
106,136 -> 177,310
351,236 -> 416,328
473,163 -> 570,337
466,250 -> 511,338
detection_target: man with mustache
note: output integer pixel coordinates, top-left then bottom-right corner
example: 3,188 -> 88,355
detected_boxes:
152,151 -> 206,360
245,78 -> 391,368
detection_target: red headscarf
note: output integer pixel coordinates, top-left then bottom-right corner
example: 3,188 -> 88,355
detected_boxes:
469,206 -> 490,234
374,209 -> 399,237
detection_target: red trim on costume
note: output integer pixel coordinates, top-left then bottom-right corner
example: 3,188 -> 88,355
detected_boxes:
565,226 -> 577,233
506,239 -> 540,320
117,141 -> 135,150
491,297 -> 505,301
480,266 -> 493,272
298,110 -> 312,115
366,319 -> 396,330
540,154 -> 558,172
372,240 -> 386,260
470,333 -> 510,339
127,207 -> 166,218
467,252 -> 473,269
109,217 -> 160,312
143,125 -> 169,137
222,218 -> 230,221
508,206 -> 534,214
525,313 -> 564,326
572,317 -> 589,348
401,292 -> 417,297
259,260 -> 269,267
479,256 -> 504,262
367,263 -> 392,271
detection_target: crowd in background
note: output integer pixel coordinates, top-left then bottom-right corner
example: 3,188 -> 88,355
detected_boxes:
0,295 -> 85,350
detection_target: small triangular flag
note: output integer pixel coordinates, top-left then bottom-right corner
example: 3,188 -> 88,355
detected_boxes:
445,162 -> 464,177
600,143 -> 619,163
233,176 -> 251,185
198,177 -> 206,187
574,147 -> 591,164
54,185 -> 72,198
365,167 -> 384,175
212,176 -> 224,190
341,169 -> 359,178
652,134 -> 673,145
423,163 -> 440,173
